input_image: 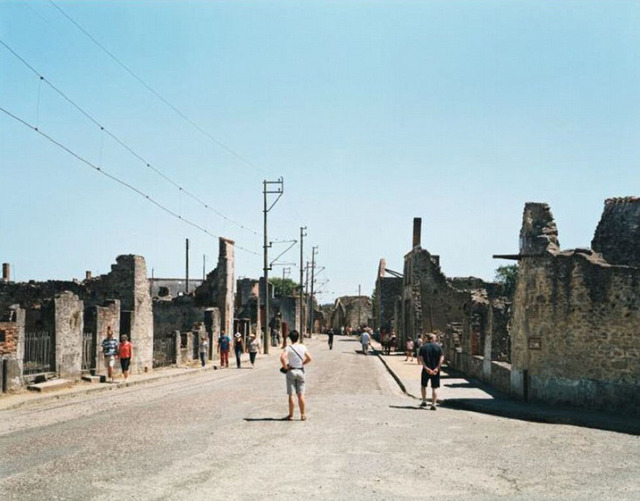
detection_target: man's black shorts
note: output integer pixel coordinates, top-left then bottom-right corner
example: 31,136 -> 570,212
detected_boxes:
421,368 -> 440,388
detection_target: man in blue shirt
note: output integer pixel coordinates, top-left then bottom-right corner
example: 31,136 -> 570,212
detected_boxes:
101,326 -> 119,383
418,333 -> 444,410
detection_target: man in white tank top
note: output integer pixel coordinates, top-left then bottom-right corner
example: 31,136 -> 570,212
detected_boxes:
279,330 -> 312,421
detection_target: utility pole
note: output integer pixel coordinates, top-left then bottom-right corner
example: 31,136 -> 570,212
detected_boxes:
304,261 -> 310,335
203,254 -> 206,281
308,246 -> 318,335
185,238 -> 190,294
298,226 -> 307,333
263,178 -> 284,355
358,284 -> 361,328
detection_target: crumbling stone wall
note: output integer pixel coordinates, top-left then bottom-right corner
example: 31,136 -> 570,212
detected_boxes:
54,292 -> 83,379
375,259 -> 403,333
195,238 -> 235,336
400,218 -> 511,392
332,296 -> 372,330
592,197 -> 640,268
510,200 -> 640,415
0,306 -> 25,392
0,254 -> 152,383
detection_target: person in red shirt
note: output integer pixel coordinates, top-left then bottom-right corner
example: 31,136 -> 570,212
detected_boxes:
119,335 -> 133,381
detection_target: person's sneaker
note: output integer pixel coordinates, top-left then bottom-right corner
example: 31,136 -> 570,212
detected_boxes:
420,401 -> 427,408
430,404 -> 437,411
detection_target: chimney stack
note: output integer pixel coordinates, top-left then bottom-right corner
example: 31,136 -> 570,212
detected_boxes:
412,218 -> 422,248
2,263 -> 10,283
85,271 -> 92,280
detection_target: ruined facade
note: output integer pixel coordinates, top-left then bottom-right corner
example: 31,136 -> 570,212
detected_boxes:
0,255 -> 153,390
397,218 -> 511,392
330,296 -> 373,330
374,258 -> 403,334
194,238 -> 235,336
0,239 -> 236,392
510,198 -> 640,415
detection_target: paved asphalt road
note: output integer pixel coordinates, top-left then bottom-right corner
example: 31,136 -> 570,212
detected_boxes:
1,335 -> 639,500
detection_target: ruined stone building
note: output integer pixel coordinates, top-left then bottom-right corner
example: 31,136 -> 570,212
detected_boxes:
378,217 -> 511,391
374,258 -> 403,334
329,295 -> 373,331
509,198 -> 640,415
0,255 -> 153,391
0,237 -> 236,393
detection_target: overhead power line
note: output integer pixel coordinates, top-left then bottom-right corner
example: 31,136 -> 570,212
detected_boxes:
47,0 -> 264,175
0,105 -> 259,256
0,39 -> 258,236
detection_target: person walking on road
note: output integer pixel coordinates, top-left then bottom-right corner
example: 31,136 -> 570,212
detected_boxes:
118,335 -> 133,380
101,326 -> 119,383
327,329 -> 334,350
280,330 -> 312,421
248,333 -> 260,367
418,333 -> 444,410
218,332 -> 231,368
414,334 -> 424,364
360,328 -> 371,355
233,333 -> 244,369
198,334 -> 208,368
405,337 -> 414,362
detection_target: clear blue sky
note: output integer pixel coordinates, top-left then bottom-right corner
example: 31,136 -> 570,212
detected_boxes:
1,1 -> 638,303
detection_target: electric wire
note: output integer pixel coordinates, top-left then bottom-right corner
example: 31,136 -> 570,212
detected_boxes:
0,105 -> 259,256
0,39 -> 259,236
46,0 -> 265,175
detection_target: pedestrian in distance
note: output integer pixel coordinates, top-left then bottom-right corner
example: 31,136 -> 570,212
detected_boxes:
327,328 -> 334,350
233,332 -> 244,369
405,337 -> 414,362
418,333 -> 444,410
101,326 -> 119,383
389,331 -> 398,354
414,334 -> 424,364
118,334 -> 133,380
248,332 -> 260,367
199,334 -> 208,368
218,332 -> 231,368
360,328 -> 371,355
279,330 -> 312,421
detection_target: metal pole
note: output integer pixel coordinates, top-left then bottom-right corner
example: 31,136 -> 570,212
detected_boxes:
358,284 -> 361,327
185,238 -> 190,294
299,226 -> 306,333
262,178 -> 284,355
309,246 -> 317,335
203,254 -> 206,281
263,180 -> 269,354
304,261 -> 310,331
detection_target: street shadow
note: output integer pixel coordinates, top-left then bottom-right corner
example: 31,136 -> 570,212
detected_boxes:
388,405 -> 426,411
445,382 -> 480,389
243,417 -> 294,422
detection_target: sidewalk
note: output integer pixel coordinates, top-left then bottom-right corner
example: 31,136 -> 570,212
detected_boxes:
371,339 -> 640,436
0,348 -> 278,412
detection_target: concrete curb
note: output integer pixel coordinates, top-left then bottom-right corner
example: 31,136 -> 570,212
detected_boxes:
0,366 -> 204,411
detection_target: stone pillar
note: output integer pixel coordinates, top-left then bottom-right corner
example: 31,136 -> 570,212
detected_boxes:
54,292 -> 84,379
519,203 -> 560,255
2,263 -> 10,283
109,255 -> 153,374
205,307 -> 220,362
217,238 -> 236,337
412,218 -> 422,248
95,301 -> 120,376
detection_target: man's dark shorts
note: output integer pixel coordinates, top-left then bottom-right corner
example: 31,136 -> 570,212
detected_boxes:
421,368 -> 440,388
